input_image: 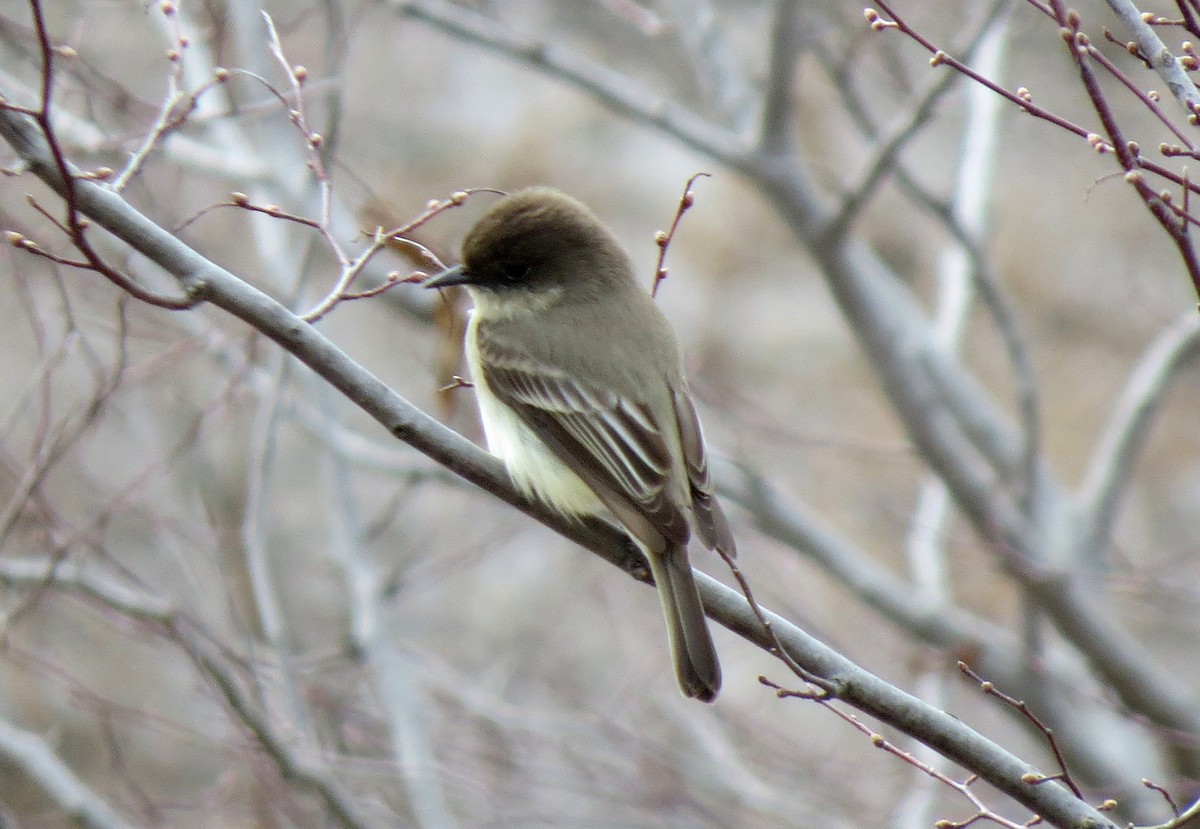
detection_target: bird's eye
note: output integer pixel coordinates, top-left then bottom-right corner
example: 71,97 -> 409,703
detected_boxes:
499,264 -> 531,284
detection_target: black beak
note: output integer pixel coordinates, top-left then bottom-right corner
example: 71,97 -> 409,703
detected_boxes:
423,264 -> 473,289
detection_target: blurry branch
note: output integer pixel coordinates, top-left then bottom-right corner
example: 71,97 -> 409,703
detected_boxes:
1077,312 -> 1200,565
869,0 -> 1200,777
0,556 -> 385,829
936,209 -> 1042,511
0,716 -> 137,829
825,53 -> 963,241
717,458 -> 1002,651
662,0 -> 755,130
0,298 -> 126,556
394,0 -> 1200,798
241,345 -> 311,732
898,16 -> 1010,825
316,376 -> 461,829
757,0 -> 801,156
0,98 -> 1121,829
1020,570 -> 1200,767
390,0 -> 748,167
0,558 -> 173,620
177,620 -> 382,829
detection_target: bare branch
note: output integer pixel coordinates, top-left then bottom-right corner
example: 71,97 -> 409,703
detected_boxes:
1105,0 -> 1200,112
0,555 -> 385,829
826,60 -> 964,241
662,0 -> 756,130
391,0 -> 749,168
757,0 -> 802,157
0,95 -> 1122,829
1077,312 -> 1200,565
0,717 -> 137,829
651,172 -> 709,296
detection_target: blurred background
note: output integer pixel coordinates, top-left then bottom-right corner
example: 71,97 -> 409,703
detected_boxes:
0,0 -> 1197,826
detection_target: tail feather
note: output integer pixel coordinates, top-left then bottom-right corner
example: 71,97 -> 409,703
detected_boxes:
646,544 -> 721,702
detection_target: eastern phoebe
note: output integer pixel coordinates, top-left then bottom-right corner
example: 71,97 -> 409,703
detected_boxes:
424,187 -> 735,702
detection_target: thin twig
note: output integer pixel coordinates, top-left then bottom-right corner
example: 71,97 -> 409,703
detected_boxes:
11,1 -> 200,310
958,663 -> 1084,799
302,189 -> 499,323
808,699 -> 1032,829
714,546 -> 835,696
651,172 -> 709,297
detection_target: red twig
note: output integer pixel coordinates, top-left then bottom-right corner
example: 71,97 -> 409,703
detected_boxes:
957,662 -> 1084,800
15,0 -> 199,310
651,172 -> 710,298
867,0 -> 1200,302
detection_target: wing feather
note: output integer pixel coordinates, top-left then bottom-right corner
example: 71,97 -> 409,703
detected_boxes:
479,335 -> 689,546
672,387 -> 737,557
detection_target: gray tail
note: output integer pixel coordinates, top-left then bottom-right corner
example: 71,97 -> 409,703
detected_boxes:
646,544 -> 721,702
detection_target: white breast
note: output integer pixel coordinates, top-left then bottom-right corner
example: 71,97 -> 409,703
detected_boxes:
465,312 -> 605,518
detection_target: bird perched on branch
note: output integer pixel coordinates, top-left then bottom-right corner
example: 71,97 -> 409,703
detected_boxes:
425,187 -> 735,702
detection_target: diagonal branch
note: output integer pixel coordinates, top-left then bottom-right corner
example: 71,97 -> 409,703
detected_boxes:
824,59 -> 964,241
0,100 -> 1120,829
0,716 -> 137,829
391,0 -> 748,168
396,0 -> 1031,524
1077,312 -> 1200,565
1105,0 -> 1200,112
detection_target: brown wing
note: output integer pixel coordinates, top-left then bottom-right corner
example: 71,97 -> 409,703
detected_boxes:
672,386 -> 736,557
479,335 -> 690,549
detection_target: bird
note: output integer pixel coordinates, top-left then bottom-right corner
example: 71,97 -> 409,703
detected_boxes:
424,187 -> 735,701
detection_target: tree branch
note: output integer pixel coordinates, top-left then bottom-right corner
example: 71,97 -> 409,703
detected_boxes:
0,716 -> 137,829
0,99 -> 1122,829
1105,0 -> 1200,112
757,0 -> 802,157
391,0 -> 749,168
1077,312 -> 1200,565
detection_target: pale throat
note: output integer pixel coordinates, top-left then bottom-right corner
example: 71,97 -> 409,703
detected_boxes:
467,284 -> 564,321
